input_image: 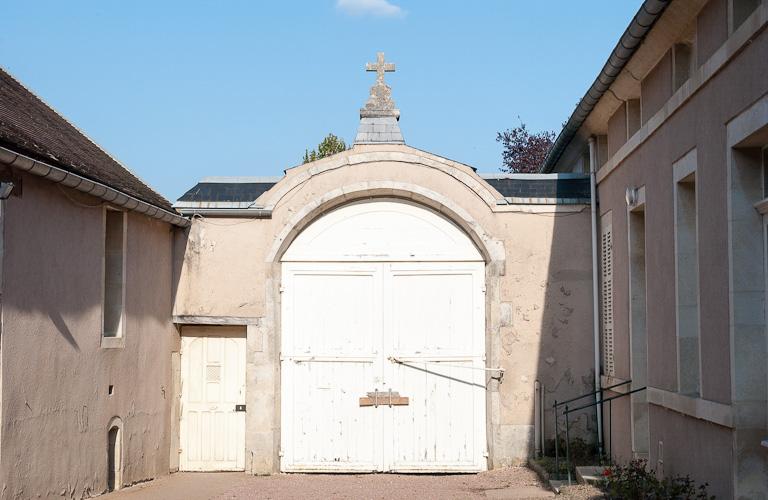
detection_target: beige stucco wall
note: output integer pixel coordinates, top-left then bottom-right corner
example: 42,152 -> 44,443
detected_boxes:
1,172 -> 177,498
607,104 -> 627,159
696,0 -> 728,65
173,144 -> 596,471
640,50 -> 672,126
649,405 -> 733,500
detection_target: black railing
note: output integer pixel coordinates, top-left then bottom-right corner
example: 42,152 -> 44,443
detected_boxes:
552,380 -> 646,484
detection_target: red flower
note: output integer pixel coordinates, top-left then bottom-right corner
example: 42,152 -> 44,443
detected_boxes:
602,469 -> 612,477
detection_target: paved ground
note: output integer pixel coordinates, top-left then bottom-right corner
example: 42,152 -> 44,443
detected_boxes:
103,467 -> 556,500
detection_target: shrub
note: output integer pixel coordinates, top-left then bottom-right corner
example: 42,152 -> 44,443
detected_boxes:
543,436 -> 598,464
603,459 -> 714,499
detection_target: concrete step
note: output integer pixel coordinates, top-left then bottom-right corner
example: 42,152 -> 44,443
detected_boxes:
575,465 -> 609,485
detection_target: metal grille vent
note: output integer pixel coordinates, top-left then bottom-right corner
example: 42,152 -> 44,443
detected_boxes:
600,213 -> 615,377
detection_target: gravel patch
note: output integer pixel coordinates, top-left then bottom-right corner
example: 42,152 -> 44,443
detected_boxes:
216,466 -> 553,500
558,484 -> 606,500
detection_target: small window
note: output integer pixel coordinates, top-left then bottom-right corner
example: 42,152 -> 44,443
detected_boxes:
103,209 -> 126,341
732,0 -> 761,32
673,43 -> 693,91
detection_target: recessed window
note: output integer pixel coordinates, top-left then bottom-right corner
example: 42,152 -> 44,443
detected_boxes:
103,209 -> 126,342
732,0 -> 761,32
628,191 -> 649,455
108,385 -> 114,396
674,152 -> 700,397
673,43 -> 693,91
626,99 -> 641,138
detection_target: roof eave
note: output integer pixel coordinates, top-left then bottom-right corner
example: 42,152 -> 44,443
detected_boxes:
541,0 -> 670,172
0,146 -> 189,227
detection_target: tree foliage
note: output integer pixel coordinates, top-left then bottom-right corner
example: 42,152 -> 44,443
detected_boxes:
496,121 -> 556,173
303,133 -> 347,164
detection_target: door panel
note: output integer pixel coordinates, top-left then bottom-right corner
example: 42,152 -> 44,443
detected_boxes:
281,264 -> 383,471
385,263 -> 486,471
281,261 -> 486,473
389,360 -> 483,469
180,333 -> 246,471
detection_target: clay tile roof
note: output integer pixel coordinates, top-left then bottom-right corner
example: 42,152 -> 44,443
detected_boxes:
0,67 -> 174,212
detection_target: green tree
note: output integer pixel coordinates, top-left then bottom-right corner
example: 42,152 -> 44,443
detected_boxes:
303,133 -> 347,163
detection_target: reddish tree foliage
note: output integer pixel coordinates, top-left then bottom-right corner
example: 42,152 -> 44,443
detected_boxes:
496,122 -> 556,173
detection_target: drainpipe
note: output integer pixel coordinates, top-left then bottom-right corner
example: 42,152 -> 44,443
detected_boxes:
588,136 -> 604,456
0,197 -> 4,452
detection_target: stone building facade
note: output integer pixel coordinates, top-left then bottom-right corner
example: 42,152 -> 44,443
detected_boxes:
547,0 -> 768,497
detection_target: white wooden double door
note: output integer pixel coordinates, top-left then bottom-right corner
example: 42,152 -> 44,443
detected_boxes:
280,261 -> 487,472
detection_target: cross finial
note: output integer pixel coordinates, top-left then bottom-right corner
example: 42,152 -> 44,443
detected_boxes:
359,51 -> 400,122
366,52 -> 395,85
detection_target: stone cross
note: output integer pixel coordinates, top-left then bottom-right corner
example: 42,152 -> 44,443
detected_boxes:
366,52 -> 395,85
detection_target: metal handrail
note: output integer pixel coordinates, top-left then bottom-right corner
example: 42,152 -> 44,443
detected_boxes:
553,379 -> 632,408
564,386 -> 646,414
559,385 -> 647,485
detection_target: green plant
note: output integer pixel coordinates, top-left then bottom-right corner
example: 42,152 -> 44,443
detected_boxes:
543,436 -> 599,465
303,133 -> 347,163
602,459 -> 714,499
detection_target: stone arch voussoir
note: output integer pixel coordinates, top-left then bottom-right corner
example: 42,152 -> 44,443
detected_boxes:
265,181 -> 505,272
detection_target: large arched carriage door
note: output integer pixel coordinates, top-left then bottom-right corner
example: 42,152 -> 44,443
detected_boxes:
280,199 -> 487,473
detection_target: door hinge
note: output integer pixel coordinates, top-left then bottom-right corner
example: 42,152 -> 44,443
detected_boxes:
483,450 -> 490,458
279,283 -> 285,293
278,449 -> 284,457
481,285 -> 487,294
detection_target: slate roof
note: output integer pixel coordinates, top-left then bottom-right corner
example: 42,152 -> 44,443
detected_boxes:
0,68 -> 174,212
175,174 -> 591,206
177,177 -> 281,204
483,175 -> 591,200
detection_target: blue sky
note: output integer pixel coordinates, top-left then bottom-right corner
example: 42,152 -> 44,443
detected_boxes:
2,1 -> 639,201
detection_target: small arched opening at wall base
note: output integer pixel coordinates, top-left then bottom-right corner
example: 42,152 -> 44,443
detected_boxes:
107,418 -> 123,492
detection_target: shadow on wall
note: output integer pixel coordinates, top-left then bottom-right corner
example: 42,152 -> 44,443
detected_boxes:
537,199 -> 597,458
6,173 -> 184,330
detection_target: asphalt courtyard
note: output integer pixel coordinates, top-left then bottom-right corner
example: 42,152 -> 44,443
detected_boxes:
102,467 -> 557,500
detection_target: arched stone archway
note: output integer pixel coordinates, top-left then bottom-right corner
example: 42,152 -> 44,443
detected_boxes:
265,181 -> 505,268
255,184 -> 508,474
278,199 -> 489,472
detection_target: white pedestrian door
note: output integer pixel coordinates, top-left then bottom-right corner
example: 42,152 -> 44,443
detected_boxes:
280,200 -> 487,473
180,332 -> 246,471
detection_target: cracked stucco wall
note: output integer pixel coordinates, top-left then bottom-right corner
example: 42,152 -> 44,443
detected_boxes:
1,173 -> 176,498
